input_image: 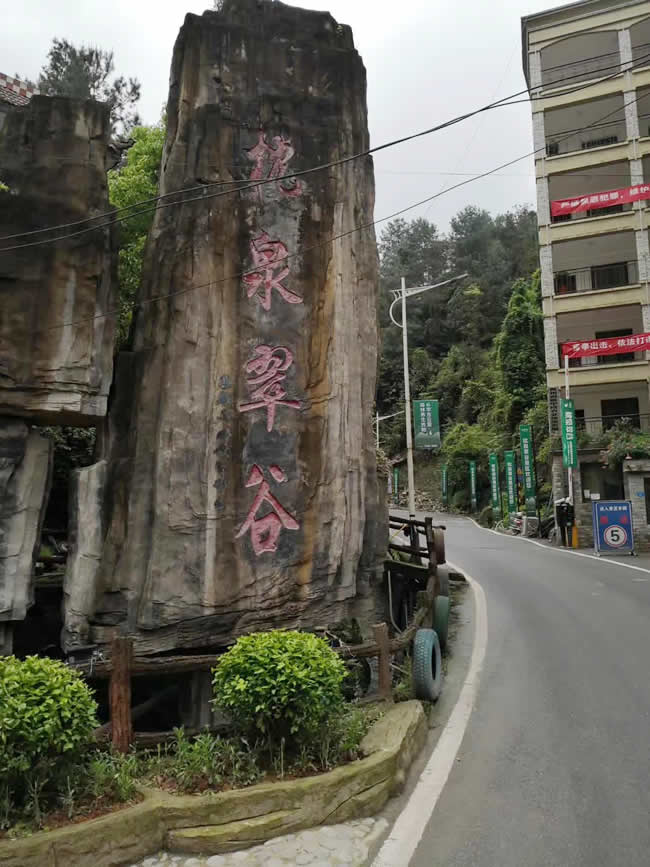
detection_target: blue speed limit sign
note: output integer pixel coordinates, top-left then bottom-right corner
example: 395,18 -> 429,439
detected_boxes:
592,501 -> 635,556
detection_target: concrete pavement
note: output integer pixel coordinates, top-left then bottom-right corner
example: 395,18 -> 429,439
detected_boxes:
407,514 -> 650,867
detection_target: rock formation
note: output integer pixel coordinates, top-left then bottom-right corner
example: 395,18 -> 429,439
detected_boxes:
0,419 -> 52,652
66,0 -> 383,653
0,96 -> 117,425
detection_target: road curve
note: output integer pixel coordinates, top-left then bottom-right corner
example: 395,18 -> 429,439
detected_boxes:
411,515 -> 650,867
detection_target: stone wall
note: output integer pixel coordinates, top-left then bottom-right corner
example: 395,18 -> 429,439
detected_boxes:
622,459 -> 650,551
66,0 -> 383,653
0,96 -> 117,425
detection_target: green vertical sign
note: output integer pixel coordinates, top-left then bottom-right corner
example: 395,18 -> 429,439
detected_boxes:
519,424 -> 537,516
413,399 -> 441,449
469,460 -> 478,512
489,454 -> 501,513
560,398 -> 578,468
393,465 -> 400,498
504,450 -> 517,514
441,464 -> 448,507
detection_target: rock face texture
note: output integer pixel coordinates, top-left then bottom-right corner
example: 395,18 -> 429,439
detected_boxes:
0,96 -> 117,425
71,0 -> 382,653
0,419 -> 52,648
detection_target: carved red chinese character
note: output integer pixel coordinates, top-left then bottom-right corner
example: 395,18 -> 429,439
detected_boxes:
246,131 -> 302,202
243,231 -> 302,311
235,464 -> 299,556
238,345 -> 300,432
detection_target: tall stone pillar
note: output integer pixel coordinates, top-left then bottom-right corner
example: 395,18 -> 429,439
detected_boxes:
78,0 -> 382,653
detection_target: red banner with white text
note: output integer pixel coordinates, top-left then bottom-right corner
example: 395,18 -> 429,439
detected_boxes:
562,333 -> 650,358
551,183 -> 650,217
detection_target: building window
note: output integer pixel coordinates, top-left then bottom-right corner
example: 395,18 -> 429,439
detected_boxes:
591,262 -> 628,291
558,344 -> 582,368
596,330 -> 634,364
586,204 -> 624,218
581,135 -> 618,149
575,408 -> 586,431
546,141 -> 560,156
554,272 -> 577,294
601,397 -> 640,429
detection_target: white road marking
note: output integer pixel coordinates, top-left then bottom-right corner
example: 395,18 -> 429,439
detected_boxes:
371,565 -> 488,867
468,518 -> 650,577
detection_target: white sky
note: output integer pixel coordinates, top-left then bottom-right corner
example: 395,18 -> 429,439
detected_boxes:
2,0 -> 572,230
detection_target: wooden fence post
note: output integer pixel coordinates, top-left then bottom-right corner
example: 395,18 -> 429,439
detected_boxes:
373,622 -> 392,700
109,636 -> 133,753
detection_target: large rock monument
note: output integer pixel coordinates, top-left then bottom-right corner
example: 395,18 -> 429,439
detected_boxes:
64,0 -> 382,653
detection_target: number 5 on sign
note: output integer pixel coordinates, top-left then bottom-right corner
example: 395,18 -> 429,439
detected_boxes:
592,500 -> 635,556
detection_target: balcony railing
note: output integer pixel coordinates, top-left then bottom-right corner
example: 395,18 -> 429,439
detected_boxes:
577,413 -> 650,435
560,351 -> 644,369
553,261 -> 638,295
545,118 -> 626,158
551,202 -> 632,224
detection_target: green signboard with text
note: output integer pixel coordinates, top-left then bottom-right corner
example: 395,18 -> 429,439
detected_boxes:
413,399 -> 441,449
519,424 -> 537,516
560,398 -> 578,468
469,460 -> 478,512
393,465 -> 400,499
441,464 -> 448,507
489,454 -> 501,514
504,450 -> 517,514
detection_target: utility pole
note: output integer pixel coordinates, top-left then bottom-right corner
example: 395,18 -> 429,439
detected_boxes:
389,273 -> 468,520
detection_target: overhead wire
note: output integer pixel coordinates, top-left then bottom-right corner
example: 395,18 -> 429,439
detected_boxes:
36,79 -> 650,337
3,47 -> 650,248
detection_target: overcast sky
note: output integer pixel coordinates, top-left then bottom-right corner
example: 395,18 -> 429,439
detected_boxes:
3,0 -> 571,233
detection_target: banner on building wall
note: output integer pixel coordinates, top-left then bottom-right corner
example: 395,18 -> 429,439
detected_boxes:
469,460 -> 477,513
489,454 -> 501,513
441,464 -> 448,508
504,450 -> 517,514
560,399 -> 578,469
413,399 -> 441,449
519,424 -> 537,516
551,182 -> 650,217
562,332 -> 650,358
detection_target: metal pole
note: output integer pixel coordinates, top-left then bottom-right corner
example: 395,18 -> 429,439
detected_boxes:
401,277 -> 416,518
565,355 -> 573,505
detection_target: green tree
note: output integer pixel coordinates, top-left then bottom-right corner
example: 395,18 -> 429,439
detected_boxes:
37,39 -> 141,133
494,271 -> 544,429
108,121 -> 165,345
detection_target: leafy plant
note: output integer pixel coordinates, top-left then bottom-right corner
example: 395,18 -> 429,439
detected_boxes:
141,728 -> 261,793
0,656 -> 98,823
212,631 -> 347,755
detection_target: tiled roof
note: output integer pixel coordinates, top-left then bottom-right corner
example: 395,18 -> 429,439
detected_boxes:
0,73 -> 38,107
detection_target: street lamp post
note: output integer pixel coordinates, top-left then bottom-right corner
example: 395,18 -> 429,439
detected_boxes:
389,273 -> 468,519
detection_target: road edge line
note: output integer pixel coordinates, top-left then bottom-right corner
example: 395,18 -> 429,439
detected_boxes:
371,565 -> 488,867
466,516 -> 650,575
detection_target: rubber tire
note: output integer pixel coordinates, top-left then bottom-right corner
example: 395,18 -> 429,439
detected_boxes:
433,528 -> 446,564
434,594 -> 450,652
437,565 -> 450,598
412,628 -> 443,702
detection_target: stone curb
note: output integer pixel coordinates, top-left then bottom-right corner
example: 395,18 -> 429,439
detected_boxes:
0,701 -> 427,867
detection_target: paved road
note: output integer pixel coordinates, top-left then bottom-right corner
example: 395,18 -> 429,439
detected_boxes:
412,515 -> 650,867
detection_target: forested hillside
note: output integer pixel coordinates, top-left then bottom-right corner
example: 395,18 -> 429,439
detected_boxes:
376,206 -> 548,512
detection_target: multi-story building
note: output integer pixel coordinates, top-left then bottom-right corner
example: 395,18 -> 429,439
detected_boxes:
522,0 -> 650,546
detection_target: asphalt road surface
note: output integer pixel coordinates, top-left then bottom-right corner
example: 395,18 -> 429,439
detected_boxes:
412,515 -> 650,867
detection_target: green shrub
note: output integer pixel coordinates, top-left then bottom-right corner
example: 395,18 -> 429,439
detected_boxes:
142,728 -> 261,793
0,656 -> 98,823
212,630 -> 347,754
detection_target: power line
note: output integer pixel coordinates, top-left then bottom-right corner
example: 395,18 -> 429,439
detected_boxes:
3,48 -> 649,249
38,81 -> 650,337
